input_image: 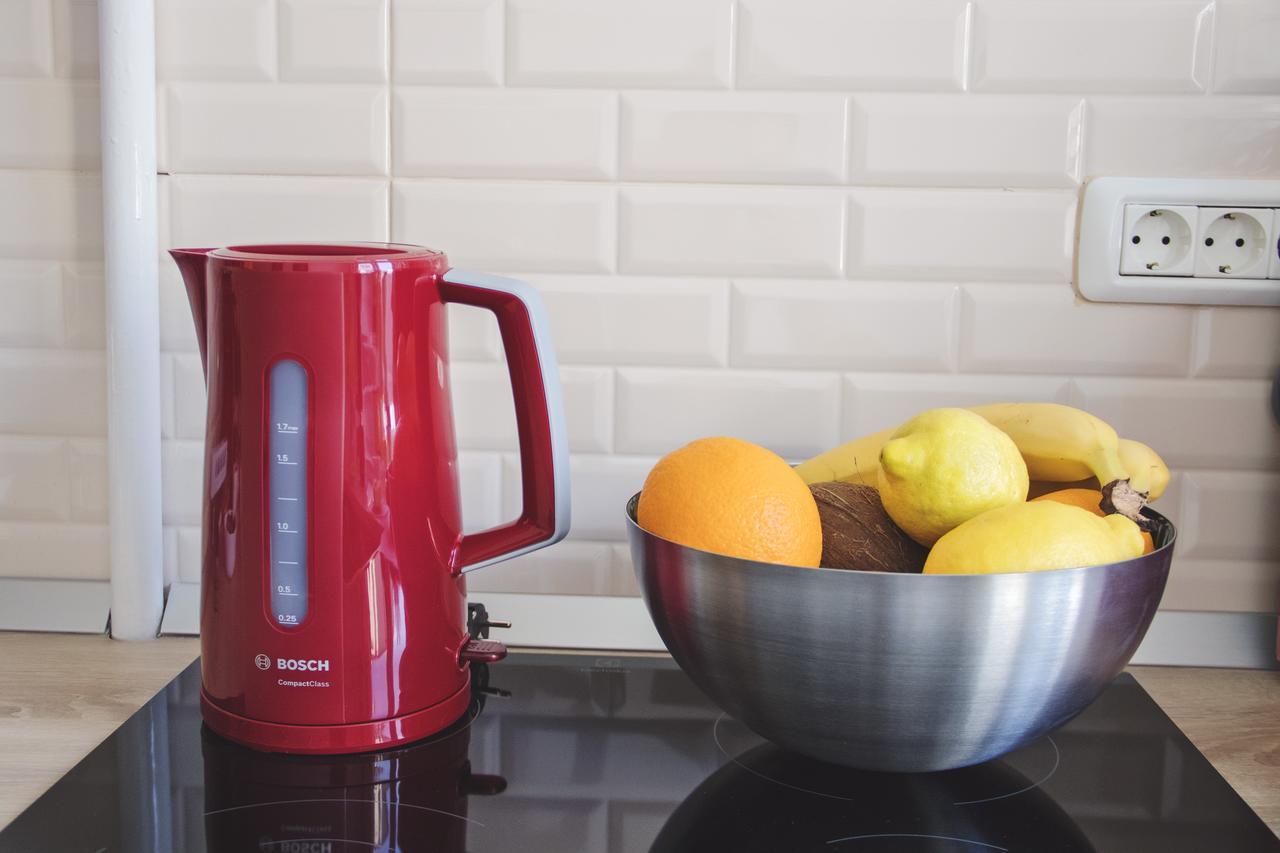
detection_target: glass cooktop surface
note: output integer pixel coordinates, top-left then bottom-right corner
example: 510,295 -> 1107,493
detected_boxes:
0,653 -> 1275,853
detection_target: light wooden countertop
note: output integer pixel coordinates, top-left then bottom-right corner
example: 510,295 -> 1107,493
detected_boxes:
0,632 -> 1276,835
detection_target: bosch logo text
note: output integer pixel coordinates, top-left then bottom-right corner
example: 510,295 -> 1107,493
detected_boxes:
277,658 -> 330,672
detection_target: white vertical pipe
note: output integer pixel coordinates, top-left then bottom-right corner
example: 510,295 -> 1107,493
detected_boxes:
100,0 -> 164,639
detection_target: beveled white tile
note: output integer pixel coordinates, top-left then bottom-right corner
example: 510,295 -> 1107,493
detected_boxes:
841,373 -> 1073,438
157,0 -> 276,82
0,350 -> 104,436
961,284 -> 1194,376
0,261 -> 63,347
169,175 -> 389,248
732,280 -> 957,371
620,91 -> 845,184
619,186 -> 844,277
0,171 -> 102,260
507,0 -> 732,88
0,80 -> 99,169
456,450 -> 504,533
450,363 -> 613,453
1070,377 -> 1280,470
608,544 -> 640,596
162,526 -> 179,584
62,262 -> 104,349
392,181 -> 615,272
280,0 -> 386,82
1160,558 -> 1279,613
173,353 -> 206,440
1214,1 -> 1280,93
166,83 -> 387,175
523,274 -> 729,366
446,304 -> 501,362
1087,97 -> 1280,179
465,540 -> 617,594
0,522 -> 108,580
1192,307 -> 1280,378
159,262 -> 199,354
391,0 -> 502,85
0,437 -> 69,521
502,453 -> 653,541
0,0 -> 53,76
51,0 -> 97,78
848,189 -> 1074,282
971,0 -> 1212,93
560,367 -> 614,454
161,440 -> 203,526
448,363 -> 516,450
615,368 -> 841,459
849,95 -> 1083,188
177,526 -> 202,583
736,0 -> 967,91
66,438 -> 105,522
1180,470 -> 1280,562
394,88 -> 616,179
160,353 -> 175,440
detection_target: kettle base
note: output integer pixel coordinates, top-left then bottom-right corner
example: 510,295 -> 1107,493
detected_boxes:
199,677 -> 472,755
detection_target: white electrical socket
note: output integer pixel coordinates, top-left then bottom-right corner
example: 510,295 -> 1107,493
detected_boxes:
1119,204 -> 1197,276
1078,177 -> 1280,306
1195,207 -> 1275,279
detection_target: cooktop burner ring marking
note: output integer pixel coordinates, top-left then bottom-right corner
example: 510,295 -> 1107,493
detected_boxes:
826,833 -> 1008,850
203,797 -> 483,827
952,736 -> 1060,807
711,713 -> 857,803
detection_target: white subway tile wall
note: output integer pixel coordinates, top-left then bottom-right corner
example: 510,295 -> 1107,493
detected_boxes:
0,0 -> 1276,614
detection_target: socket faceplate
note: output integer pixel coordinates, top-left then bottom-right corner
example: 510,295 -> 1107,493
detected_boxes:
1078,177 -> 1280,306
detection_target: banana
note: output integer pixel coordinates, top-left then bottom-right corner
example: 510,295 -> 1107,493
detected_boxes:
794,425 -> 893,487
966,403 -> 1128,484
1118,438 -> 1169,501
796,402 -> 1153,522
967,403 -> 1145,519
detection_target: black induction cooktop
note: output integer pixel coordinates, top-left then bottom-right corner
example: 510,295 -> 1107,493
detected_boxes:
1,654 -> 1275,853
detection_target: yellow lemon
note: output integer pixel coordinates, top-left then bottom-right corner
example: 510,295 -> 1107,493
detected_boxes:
877,408 -> 1028,546
924,501 -> 1145,575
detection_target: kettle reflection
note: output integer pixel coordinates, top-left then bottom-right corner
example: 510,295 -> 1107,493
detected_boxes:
201,668 -> 505,853
651,720 -> 1096,853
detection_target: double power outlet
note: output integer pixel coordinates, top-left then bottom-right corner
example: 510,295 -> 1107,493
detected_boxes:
1120,205 -> 1278,279
1078,178 -> 1280,306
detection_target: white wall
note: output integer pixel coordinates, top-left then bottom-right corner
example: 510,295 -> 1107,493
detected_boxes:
0,0 -> 1277,615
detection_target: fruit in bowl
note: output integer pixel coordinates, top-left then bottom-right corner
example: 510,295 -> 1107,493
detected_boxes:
636,436 -> 822,567
626,402 -> 1175,772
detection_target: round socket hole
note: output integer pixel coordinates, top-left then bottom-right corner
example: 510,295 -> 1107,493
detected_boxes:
1130,208 -> 1193,271
1200,211 -> 1268,275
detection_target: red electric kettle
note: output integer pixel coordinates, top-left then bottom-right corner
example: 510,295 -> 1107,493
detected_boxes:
171,243 -> 569,754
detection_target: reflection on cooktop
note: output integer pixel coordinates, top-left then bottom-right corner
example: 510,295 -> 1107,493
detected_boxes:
0,655 -> 1275,852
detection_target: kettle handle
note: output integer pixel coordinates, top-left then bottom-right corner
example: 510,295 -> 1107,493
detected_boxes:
439,269 -> 571,572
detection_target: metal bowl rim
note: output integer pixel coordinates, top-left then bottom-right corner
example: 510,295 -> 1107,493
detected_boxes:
625,491 -> 1176,581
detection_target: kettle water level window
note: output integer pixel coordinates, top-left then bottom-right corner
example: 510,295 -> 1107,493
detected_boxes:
269,360 -> 308,628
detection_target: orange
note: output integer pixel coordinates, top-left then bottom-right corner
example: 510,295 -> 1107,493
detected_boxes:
1033,488 -> 1155,554
637,437 -> 822,567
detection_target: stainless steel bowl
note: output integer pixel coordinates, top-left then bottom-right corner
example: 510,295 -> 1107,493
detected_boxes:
626,494 -> 1175,772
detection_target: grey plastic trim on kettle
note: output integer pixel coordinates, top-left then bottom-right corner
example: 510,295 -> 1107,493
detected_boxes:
441,269 -> 572,573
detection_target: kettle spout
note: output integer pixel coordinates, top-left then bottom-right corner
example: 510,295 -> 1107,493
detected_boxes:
170,248 -> 212,375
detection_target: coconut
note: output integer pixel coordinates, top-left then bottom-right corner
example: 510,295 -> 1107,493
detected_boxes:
809,481 -> 927,573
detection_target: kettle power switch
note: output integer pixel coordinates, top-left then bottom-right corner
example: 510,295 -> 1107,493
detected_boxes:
268,360 -> 308,628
